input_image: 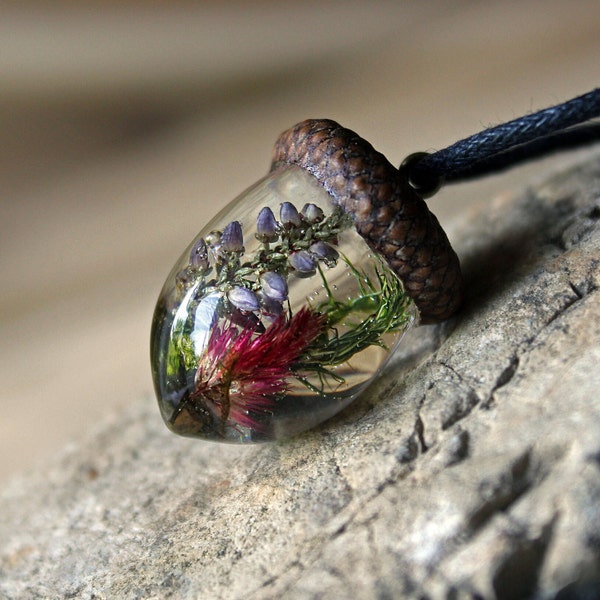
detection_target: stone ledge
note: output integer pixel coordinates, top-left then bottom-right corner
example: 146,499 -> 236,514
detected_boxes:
1,154 -> 600,600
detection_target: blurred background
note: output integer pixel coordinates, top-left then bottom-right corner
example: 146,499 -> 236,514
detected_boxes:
1,1 -> 599,485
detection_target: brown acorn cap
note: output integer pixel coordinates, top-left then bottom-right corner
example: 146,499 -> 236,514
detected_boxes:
271,119 -> 462,323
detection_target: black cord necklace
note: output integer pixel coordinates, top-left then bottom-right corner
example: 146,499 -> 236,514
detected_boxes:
150,88 -> 600,444
403,87 -> 600,193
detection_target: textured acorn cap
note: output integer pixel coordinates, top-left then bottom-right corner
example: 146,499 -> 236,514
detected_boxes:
271,119 -> 462,322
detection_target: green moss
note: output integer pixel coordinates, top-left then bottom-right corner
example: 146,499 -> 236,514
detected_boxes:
295,255 -> 413,386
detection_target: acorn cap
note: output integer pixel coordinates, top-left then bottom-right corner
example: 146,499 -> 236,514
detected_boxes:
270,119 -> 462,322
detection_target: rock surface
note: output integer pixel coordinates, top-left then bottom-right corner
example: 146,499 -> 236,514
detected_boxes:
2,155 -> 600,599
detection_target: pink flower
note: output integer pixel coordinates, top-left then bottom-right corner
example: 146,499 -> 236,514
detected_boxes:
191,307 -> 326,433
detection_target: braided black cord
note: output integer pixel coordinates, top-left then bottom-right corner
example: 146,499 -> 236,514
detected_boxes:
406,88 -> 600,194
442,121 -> 600,182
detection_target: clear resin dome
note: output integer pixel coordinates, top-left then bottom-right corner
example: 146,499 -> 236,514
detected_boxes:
151,165 -> 417,442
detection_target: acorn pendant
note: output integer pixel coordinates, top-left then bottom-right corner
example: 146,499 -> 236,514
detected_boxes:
151,120 -> 462,442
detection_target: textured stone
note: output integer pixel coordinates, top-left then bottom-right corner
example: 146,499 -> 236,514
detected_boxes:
1,154 -> 600,599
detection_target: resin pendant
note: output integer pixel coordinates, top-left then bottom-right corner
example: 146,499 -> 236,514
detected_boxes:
151,119 -> 462,443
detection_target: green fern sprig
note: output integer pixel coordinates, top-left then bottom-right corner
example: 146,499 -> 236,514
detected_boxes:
293,256 -> 413,386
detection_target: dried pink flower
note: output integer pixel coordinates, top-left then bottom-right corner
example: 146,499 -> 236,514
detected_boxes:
191,307 -> 326,432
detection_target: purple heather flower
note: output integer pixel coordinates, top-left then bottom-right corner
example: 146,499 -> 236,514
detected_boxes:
288,250 -> 317,276
260,271 -> 288,302
280,202 -> 301,227
309,241 -> 339,267
221,221 -> 244,253
301,203 -> 324,223
258,291 -> 284,318
228,286 -> 259,312
189,238 -> 210,272
256,207 -> 279,242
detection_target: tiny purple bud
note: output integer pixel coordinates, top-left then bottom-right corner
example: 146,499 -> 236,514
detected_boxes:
301,203 -> 324,223
260,271 -> 288,302
221,221 -> 244,253
280,202 -> 301,227
256,206 -> 279,242
288,250 -> 317,276
228,286 -> 259,312
189,238 -> 210,272
309,241 -> 339,267
258,291 -> 284,318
